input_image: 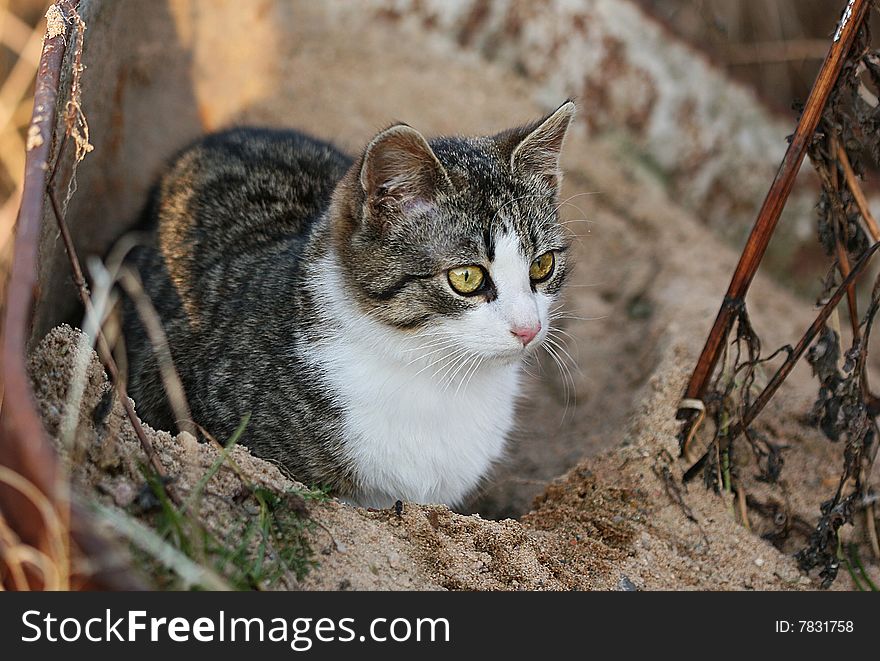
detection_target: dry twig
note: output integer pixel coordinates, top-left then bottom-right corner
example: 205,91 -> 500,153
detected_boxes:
678,0 -> 873,451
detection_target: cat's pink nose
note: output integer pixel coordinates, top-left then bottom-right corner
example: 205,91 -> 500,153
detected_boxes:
511,323 -> 541,346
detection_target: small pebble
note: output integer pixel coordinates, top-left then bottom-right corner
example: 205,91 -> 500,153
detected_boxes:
178,431 -> 198,448
618,576 -> 639,591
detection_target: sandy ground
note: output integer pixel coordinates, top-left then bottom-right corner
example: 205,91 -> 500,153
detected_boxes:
30,322 -> 812,591
25,1 -> 880,590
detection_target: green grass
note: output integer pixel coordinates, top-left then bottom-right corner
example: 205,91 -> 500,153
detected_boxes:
840,541 -> 879,592
122,414 -> 326,590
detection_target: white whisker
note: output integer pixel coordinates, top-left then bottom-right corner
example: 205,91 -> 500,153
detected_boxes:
442,351 -> 477,392
457,354 -> 484,395
545,335 -> 581,376
430,347 -> 471,382
543,341 -> 576,423
402,340 -> 460,369
550,313 -> 609,322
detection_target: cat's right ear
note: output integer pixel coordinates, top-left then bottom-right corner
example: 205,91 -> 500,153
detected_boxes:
496,100 -> 575,190
359,124 -> 450,224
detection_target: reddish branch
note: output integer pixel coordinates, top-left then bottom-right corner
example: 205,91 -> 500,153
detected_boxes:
678,0 -> 873,450
0,1 -> 141,590
828,134 -> 861,342
684,240 -> 880,481
0,4 -> 72,581
836,144 -> 880,242
734,241 -> 880,437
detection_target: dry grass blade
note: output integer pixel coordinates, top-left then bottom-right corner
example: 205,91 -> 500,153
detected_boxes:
836,143 -> 880,242
48,164 -> 172,492
0,466 -> 69,590
0,6 -> 43,207
828,133 -> 861,342
92,503 -> 231,591
116,267 -> 196,437
0,509 -> 32,590
865,502 -> 880,559
0,9 -> 42,66
0,10 -> 43,133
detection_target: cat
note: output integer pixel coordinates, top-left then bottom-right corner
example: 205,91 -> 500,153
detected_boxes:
123,101 -> 575,508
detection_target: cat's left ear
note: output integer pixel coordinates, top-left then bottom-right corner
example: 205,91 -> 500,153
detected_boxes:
359,124 -> 451,220
501,100 -> 575,190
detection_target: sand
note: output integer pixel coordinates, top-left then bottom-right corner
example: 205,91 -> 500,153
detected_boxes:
28,322 -> 811,591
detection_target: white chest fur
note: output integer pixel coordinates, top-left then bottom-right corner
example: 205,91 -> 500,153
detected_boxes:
318,333 -> 519,508
308,263 -> 521,508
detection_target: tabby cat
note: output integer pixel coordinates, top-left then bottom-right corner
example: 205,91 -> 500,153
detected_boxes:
124,101 -> 575,508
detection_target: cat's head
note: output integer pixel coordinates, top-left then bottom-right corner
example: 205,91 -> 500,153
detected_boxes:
331,101 -> 575,366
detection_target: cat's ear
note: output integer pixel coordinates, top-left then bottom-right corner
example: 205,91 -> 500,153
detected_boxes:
499,100 -> 575,189
359,124 -> 450,219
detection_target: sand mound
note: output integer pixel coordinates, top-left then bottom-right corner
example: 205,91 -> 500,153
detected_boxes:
31,322 -> 813,590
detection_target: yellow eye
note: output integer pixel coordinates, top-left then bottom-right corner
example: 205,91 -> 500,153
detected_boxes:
529,251 -> 555,282
448,265 -> 486,295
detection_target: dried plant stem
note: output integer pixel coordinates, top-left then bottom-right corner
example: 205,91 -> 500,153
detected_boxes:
685,240 -> 880,479
866,503 -> 880,559
678,0 -> 873,453
732,241 -> 878,434
0,8 -> 42,199
116,267 -> 196,438
0,509 -> 31,590
820,132 -> 876,405
48,184 -> 170,486
836,143 -> 880,242
735,483 -> 751,530
0,12 -> 44,141
836,247 -> 860,339
829,134 -> 860,342
0,1 -> 73,587
0,465 -> 68,590
0,9 -> 42,66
